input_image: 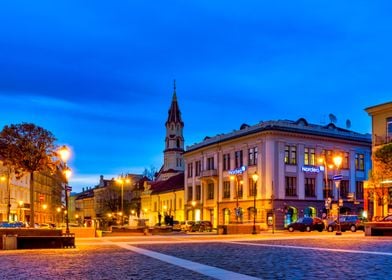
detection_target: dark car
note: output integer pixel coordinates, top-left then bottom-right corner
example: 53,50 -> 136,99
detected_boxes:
327,215 -> 367,232
287,217 -> 324,232
191,220 -> 213,232
381,214 -> 392,222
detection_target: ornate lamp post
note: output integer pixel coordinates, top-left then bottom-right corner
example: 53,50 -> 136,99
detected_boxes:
252,172 -> 259,234
19,201 -> 24,222
333,155 -> 343,236
116,176 -> 130,226
42,204 -> 47,223
58,145 -> 72,235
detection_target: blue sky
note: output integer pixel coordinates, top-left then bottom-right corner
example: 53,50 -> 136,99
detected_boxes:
0,1 -> 391,192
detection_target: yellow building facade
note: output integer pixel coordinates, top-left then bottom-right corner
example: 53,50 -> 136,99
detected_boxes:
365,101 -> 392,219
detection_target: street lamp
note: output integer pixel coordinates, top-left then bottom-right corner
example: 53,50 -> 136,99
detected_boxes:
252,172 -> 259,234
42,204 -> 47,223
56,207 -> 61,227
318,158 -> 334,219
19,201 -> 24,222
1,173 -> 11,222
59,145 -> 72,235
333,155 -> 343,236
116,176 -> 130,226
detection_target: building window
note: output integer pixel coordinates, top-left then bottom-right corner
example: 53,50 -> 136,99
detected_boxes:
187,186 -> 192,202
304,148 -> 315,165
237,181 -> 243,198
341,152 -> 349,169
207,157 -> 215,170
340,180 -> 349,199
235,150 -> 243,168
284,145 -> 297,165
355,153 -> 365,171
323,179 -> 334,199
223,153 -> 231,171
223,181 -> 230,199
305,178 -> 316,197
207,183 -> 214,200
248,147 -> 258,166
187,163 -> 193,178
356,181 -> 364,200
195,185 -> 201,200
388,117 -> 392,137
248,178 -> 257,196
285,176 -> 297,197
195,160 -> 201,176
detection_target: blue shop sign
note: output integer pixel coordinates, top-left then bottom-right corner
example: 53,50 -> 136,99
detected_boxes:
301,166 -> 320,173
228,166 -> 247,175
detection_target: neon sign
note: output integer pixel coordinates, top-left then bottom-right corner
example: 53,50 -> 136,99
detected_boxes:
228,166 -> 247,175
301,166 -> 320,173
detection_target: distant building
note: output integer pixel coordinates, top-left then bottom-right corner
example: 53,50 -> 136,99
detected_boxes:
0,161 -> 62,225
184,118 -> 371,230
365,101 -> 392,219
70,173 -> 145,228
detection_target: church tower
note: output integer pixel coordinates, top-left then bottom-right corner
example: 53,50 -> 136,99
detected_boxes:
158,80 -> 185,181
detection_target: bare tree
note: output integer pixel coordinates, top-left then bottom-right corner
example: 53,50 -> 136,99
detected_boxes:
143,165 -> 157,180
0,123 -> 58,226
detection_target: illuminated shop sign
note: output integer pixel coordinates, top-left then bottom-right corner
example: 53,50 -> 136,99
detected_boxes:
301,166 -> 320,173
228,166 -> 247,175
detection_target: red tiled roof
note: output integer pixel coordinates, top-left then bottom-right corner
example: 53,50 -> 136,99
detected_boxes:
150,173 -> 184,194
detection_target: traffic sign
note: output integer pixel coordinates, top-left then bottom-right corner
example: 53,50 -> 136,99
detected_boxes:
333,174 -> 343,181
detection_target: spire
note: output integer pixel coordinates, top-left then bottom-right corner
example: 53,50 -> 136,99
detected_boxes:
166,80 -> 183,125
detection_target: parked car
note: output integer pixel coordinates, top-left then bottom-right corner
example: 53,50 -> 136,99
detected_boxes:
327,215 -> 367,232
381,214 -> 392,222
35,223 -> 56,229
191,220 -> 213,232
180,220 -> 195,232
172,220 -> 181,231
287,217 -> 324,232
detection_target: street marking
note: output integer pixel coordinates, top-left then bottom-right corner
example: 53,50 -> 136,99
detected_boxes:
229,241 -> 392,256
112,242 -> 261,280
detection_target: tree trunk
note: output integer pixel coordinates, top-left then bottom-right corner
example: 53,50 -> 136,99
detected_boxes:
30,172 -> 35,226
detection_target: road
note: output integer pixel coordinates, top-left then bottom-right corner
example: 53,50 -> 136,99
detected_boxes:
0,231 -> 391,279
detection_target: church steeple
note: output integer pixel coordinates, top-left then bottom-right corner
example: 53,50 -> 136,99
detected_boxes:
166,80 -> 183,126
159,80 -> 185,180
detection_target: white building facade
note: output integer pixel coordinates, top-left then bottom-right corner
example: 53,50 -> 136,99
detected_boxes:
184,118 -> 371,230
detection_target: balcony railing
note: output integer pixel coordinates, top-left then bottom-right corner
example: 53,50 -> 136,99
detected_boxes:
200,169 -> 218,178
374,134 -> 392,146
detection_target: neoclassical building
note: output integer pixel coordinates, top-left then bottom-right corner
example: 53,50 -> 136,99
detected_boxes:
184,118 -> 371,230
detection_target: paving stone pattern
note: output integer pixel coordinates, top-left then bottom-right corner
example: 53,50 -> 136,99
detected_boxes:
0,235 -> 391,280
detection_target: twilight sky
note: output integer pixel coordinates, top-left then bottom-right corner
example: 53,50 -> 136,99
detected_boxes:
0,1 -> 391,192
